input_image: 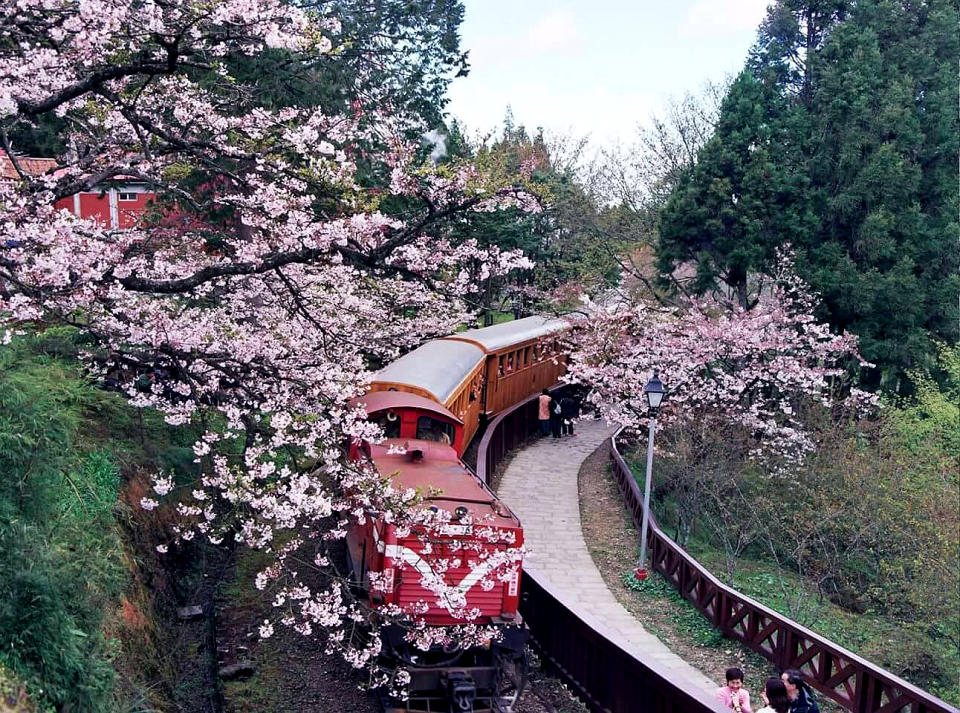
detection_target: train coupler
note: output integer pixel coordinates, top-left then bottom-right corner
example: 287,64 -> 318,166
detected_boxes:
442,670 -> 476,711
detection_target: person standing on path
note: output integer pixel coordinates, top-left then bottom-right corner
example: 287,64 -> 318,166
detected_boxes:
548,390 -> 562,438
716,667 -> 752,713
560,393 -> 580,436
538,389 -> 553,437
781,670 -> 820,713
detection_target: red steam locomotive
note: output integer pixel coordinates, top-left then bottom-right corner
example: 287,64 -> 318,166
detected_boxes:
347,317 -> 568,713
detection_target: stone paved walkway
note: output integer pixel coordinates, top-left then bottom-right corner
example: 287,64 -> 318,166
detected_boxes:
497,418 -> 719,698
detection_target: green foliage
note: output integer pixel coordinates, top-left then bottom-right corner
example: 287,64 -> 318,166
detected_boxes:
658,0 -> 959,385
621,571 -> 725,648
888,342 -> 960,461
0,337 -> 129,712
453,117 -> 620,321
6,112 -> 67,157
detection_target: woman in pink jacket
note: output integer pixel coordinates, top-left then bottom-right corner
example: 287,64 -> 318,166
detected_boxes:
716,667 -> 752,713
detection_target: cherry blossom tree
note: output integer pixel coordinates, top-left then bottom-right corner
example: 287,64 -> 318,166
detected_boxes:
568,253 -> 878,467
1,0 -> 535,689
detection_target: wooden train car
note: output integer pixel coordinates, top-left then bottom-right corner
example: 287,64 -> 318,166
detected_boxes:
368,316 -> 569,455
369,339 -> 487,450
347,316 -> 570,712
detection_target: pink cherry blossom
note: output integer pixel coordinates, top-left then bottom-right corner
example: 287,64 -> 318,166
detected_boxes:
1,0 -> 536,690
567,250 -> 877,468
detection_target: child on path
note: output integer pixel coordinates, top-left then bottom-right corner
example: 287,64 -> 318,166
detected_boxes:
716,668 -> 752,713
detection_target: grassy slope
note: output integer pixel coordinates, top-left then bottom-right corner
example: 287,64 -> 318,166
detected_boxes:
622,449 -> 960,706
0,330 -> 196,712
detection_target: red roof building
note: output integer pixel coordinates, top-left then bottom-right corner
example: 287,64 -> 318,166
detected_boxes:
0,154 -> 59,179
1,151 -> 154,229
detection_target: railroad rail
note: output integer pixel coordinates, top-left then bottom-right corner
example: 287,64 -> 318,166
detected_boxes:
477,395 -> 958,713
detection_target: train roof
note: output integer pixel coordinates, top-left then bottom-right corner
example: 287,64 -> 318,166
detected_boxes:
353,390 -> 463,424
372,339 -> 485,404
445,316 -> 569,353
370,440 -> 519,527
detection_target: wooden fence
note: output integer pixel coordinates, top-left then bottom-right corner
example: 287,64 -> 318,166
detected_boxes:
608,428 -> 958,713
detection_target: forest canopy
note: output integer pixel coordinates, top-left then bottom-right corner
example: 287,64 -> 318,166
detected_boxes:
656,0 -> 959,390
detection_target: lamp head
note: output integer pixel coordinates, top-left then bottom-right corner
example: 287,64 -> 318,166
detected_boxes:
644,370 -> 666,410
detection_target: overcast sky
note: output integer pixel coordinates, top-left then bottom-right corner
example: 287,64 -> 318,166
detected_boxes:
446,0 -> 771,147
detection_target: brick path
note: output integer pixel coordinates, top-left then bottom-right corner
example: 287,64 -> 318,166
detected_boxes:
497,418 -> 719,697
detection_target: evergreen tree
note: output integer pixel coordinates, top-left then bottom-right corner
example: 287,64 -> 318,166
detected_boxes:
798,0 -> 959,385
657,72 -> 813,307
748,0 -> 850,99
658,0 -> 959,385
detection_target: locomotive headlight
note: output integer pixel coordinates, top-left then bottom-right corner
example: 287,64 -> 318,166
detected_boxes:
454,506 -> 469,521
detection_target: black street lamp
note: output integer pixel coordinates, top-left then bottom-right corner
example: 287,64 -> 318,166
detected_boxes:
635,370 -> 666,581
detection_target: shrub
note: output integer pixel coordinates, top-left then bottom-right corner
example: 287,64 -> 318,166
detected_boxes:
0,338 -> 125,711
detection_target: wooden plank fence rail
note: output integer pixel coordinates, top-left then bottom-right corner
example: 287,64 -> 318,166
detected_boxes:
478,391 -> 723,713
521,573 -> 725,713
609,428 -> 958,713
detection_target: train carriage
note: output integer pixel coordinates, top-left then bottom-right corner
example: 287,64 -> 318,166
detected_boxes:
370,339 -> 487,450
367,316 -> 569,456
348,316 -> 571,712
446,316 -> 568,418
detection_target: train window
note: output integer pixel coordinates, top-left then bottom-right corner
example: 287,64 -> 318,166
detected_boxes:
506,353 -> 513,372
469,373 -> 482,402
370,411 -> 401,438
497,355 -> 504,376
416,416 -> 454,445
524,346 -> 531,367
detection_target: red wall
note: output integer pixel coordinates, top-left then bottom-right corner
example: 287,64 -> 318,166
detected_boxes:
117,192 -> 150,229
53,189 -> 154,229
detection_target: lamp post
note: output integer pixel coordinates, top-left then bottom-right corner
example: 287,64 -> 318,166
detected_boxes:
635,370 -> 665,582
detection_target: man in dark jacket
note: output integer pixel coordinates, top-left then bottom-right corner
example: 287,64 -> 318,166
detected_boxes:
781,670 -> 819,713
559,394 -> 580,436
